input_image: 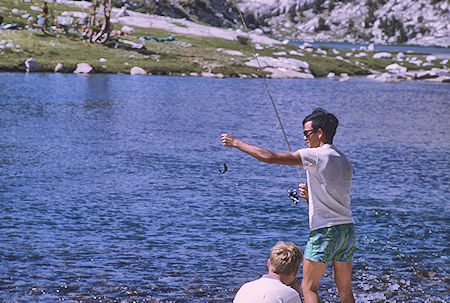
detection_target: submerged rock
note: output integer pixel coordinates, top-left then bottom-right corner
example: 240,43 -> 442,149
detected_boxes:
264,68 -> 314,79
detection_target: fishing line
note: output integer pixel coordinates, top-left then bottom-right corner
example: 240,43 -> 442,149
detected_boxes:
231,2 -> 304,186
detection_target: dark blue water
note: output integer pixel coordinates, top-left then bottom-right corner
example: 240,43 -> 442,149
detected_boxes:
0,73 -> 449,302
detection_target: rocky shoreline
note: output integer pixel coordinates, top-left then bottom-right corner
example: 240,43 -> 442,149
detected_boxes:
1,0 -> 449,82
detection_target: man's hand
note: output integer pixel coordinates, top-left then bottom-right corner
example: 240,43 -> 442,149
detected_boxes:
221,134 -> 238,148
299,183 -> 309,201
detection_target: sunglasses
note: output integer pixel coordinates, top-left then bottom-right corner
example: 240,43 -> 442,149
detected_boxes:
303,129 -> 316,137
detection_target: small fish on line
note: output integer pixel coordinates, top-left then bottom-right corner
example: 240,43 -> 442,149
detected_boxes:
218,163 -> 228,174
288,188 -> 299,205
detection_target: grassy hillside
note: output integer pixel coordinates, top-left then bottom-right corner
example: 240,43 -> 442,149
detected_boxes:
0,0 -> 448,78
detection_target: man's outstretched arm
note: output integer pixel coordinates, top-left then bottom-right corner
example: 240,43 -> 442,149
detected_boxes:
221,134 -> 302,166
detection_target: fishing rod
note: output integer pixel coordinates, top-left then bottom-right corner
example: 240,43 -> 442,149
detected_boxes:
231,1 -> 305,205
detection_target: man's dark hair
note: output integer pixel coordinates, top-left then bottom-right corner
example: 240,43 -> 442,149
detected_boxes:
302,108 -> 339,143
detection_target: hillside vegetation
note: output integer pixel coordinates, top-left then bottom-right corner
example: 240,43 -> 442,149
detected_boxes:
0,0 -> 448,81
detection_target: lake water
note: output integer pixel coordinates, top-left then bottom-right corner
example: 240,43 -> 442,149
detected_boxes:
0,73 -> 449,302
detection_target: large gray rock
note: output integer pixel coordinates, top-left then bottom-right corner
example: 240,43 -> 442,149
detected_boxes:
263,67 -> 314,79
74,63 -> 93,74
130,66 -> 147,75
424,76 -> 450,83
414,70 -> 438,80
385,63 -> 407,74
373,52 -> 392,59
25,58 -> 39,72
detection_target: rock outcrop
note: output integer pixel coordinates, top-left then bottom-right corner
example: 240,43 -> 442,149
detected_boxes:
130,66 -> 147,75
237,0 -> 450,47
25,58 -> 39,72
74,63 -> 93,74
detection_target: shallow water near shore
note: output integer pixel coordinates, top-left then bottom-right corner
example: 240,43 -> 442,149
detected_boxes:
0,73 -> 449,302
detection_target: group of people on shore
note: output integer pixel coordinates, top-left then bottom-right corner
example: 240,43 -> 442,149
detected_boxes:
222,109 -> 356,303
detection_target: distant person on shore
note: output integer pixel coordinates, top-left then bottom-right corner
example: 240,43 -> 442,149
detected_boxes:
234,241 -> 303,303
222,108 -> 355,303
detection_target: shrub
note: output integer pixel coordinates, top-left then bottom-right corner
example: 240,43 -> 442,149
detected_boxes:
236,35 -> 249,45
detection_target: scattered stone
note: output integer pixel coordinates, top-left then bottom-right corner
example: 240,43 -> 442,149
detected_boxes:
74,63 -> 93,74
119,39 -> 145,49
316,49 -> 327,56
414,70 -> 438,80
245,56 -> 309,71
253,28 -> 264,35
54,63 -> 66,73
121,25 -> 134,33
355,52 -> 368,58
327,72 -> 335,78
373,52 -> 392,59
116,6 -> 129,18
396,52 -> 405,61
407,57 -> 423,66
201,72 -> 224,78
25,58 -> 40,72
99,58 -> 107,62
264,67 -> 314,79
426,55 -> 437,62
424,76 -> 450,83
254,44 -> 264,50
368,73 -> 403,82
385,63 -> 407,73
289,50 -> 304,56
130,66 -> 147,75
415,270 -> 437,278
222,50 -> 244,56
339,74 -> 350,82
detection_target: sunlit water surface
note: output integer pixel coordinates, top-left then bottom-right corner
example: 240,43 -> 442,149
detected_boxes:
0,73 -> 449,302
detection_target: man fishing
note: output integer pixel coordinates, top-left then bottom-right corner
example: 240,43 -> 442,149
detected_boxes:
221,108 -> 355,303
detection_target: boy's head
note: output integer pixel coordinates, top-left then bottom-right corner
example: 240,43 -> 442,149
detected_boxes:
302,108 -> 339,144
268,241 -> 302,276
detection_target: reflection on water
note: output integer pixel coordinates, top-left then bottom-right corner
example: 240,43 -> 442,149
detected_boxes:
0,73 -> 449,302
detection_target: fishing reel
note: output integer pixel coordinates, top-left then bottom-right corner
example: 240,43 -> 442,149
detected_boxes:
288,188 -> 300,205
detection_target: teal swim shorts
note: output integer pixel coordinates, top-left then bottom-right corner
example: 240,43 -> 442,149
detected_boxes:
304,223 -> 355,263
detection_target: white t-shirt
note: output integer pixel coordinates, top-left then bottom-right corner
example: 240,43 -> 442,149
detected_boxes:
234,274 -> 301,303
298,144 -> 354,231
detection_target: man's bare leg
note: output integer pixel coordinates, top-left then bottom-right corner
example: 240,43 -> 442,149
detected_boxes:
333,261 -> 355,303
301,258 -> 328,303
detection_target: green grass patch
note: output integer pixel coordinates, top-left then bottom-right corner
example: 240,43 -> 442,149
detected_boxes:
171,22 -> 188,28
1,0 -> 447,78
